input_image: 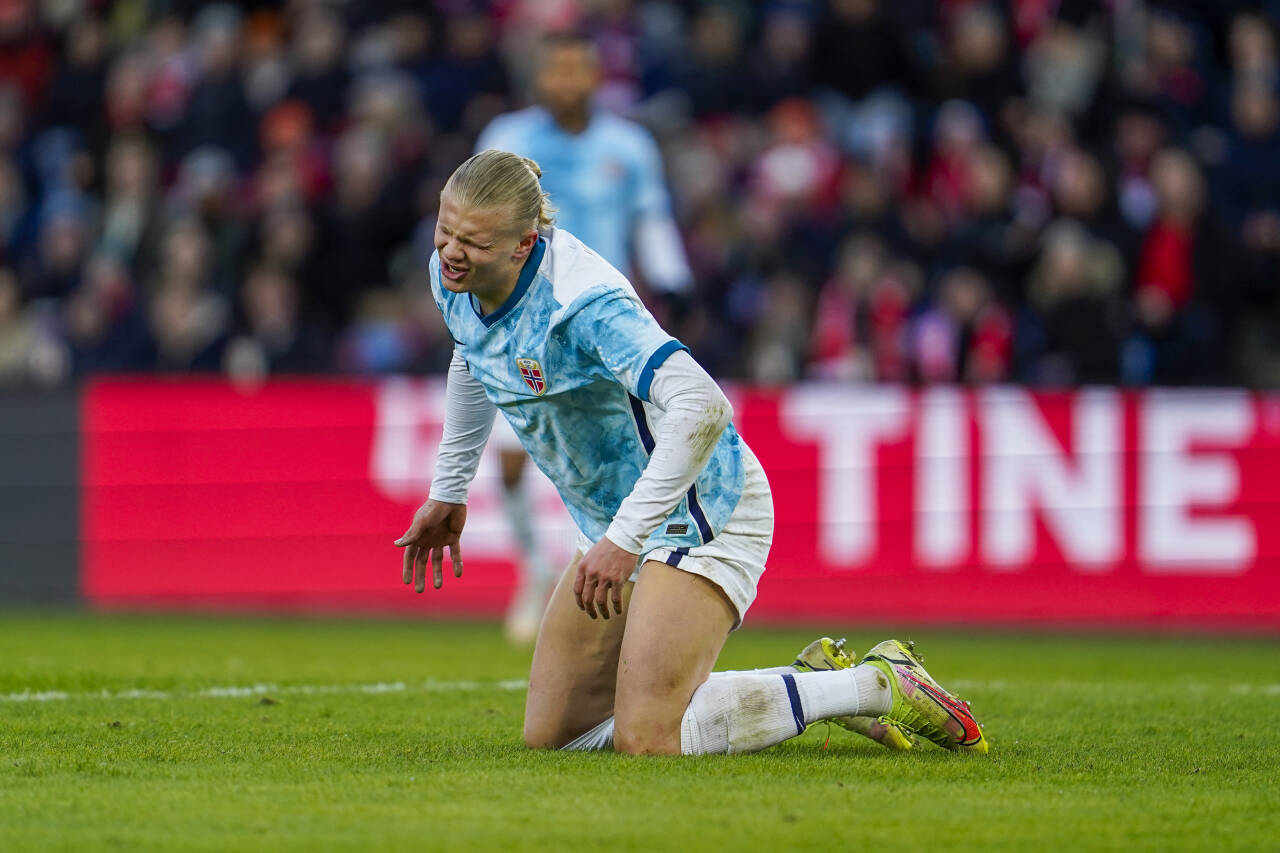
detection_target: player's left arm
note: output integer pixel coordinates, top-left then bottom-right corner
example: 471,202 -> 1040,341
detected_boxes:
575,351 -> 731,618
629,132 -> 693,296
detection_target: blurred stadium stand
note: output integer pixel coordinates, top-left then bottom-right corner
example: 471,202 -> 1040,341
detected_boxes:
0,0 -> 1278,387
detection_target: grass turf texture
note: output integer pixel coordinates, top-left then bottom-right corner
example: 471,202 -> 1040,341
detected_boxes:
1,615 -> 1278,852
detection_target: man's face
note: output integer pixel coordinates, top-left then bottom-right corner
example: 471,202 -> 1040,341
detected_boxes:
537,43 -> 598,117
434,191 -> 534,303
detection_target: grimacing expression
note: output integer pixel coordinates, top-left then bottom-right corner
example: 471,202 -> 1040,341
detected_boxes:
434,192 -> 535,304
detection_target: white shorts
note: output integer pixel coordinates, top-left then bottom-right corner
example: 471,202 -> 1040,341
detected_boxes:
574,444 -> 773,626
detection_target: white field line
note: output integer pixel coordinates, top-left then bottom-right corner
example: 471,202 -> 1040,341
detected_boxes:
950,679 -> 1280,696
4,678 -> 1279,705
0,679 -> 530,704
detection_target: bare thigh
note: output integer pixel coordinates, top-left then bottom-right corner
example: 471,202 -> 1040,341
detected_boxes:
612,560 -> 738,755
522,551 -> 631,748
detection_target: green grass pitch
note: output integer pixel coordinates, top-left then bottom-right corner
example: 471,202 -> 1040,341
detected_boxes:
2,613 -> 1278,852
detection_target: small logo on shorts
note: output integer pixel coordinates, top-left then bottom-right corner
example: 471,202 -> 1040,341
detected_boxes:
665,523 -> 689,535
516,358 -> 546,395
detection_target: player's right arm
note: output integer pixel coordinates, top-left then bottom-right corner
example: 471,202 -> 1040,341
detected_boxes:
394,350 -> 497,592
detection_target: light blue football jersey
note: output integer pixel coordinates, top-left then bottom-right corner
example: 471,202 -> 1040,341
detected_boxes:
429,228 -> 744,551
475,107 -> 673,277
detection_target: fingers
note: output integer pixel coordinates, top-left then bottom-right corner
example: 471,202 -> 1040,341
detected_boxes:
414,546 -> 428,594
581,579 -> 598,619
399,507 -> 466,593
611,581 -> 623,616
573,565 -> 587,611
595,580 -> 611,621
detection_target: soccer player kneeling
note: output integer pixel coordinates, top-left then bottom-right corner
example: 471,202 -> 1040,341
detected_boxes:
394,150 -> 988,756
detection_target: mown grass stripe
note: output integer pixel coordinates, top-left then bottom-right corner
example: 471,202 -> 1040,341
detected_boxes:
0,679 -> 530,703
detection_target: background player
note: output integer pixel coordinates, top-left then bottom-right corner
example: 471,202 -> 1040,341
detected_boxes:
474,33 -> 694,644
394,150 -> 987,756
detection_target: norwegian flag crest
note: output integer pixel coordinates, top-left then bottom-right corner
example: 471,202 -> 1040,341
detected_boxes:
516,357 -> 547,395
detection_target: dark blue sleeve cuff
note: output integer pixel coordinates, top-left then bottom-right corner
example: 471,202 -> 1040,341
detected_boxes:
637,339 -> 690,401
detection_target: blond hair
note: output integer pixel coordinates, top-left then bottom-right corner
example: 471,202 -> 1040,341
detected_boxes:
443,149 -> 556,232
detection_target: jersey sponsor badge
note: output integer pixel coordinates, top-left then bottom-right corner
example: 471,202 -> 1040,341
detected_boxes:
516,358 -> 547,396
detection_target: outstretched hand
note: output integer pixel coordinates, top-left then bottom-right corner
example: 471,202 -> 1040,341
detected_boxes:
574,537 -> 640,619
395,500 -> 467,592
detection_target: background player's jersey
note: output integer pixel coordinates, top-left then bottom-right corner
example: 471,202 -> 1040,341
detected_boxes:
429,228 -> 744,551
475,107 -> 674,278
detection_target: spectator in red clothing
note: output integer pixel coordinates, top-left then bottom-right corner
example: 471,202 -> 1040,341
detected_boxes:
0,0 -> 50,112
809,232 -> 919,383
1127,148 -> 1231,384
809,232 -> 888,382
1135,149 -> 1204,324
912,266 -> 1011,384
751,98 -> 842,217
922,100 -> 987,225
254,100 -> 329,209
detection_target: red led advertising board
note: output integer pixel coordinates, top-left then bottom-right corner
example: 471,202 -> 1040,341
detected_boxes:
83,379 -> 1280,628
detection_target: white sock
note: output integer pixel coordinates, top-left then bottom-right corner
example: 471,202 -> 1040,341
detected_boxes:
556,666 -> 892,755
501,480 -> 553,584
560,717 -> 615,751
794,665 -> 891,721
553,667 -> 796,752
707,666 -> 797,678
679,666 -> 892,755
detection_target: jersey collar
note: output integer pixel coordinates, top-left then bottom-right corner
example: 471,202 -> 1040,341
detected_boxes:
537,105 -> 597,137
472,236 -> 546,328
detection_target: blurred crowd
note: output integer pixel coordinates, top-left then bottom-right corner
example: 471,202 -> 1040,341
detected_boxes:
1,0 -> 1280,388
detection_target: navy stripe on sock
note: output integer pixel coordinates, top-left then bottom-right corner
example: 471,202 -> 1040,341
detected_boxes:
780,674 -> 806,735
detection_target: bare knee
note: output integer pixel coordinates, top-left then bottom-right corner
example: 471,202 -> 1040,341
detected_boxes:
612,671 -> 698,755
523,690 -> 614,750
522,721 -> 561,750
612,713 -> 682,755
522,711 -> 590,750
